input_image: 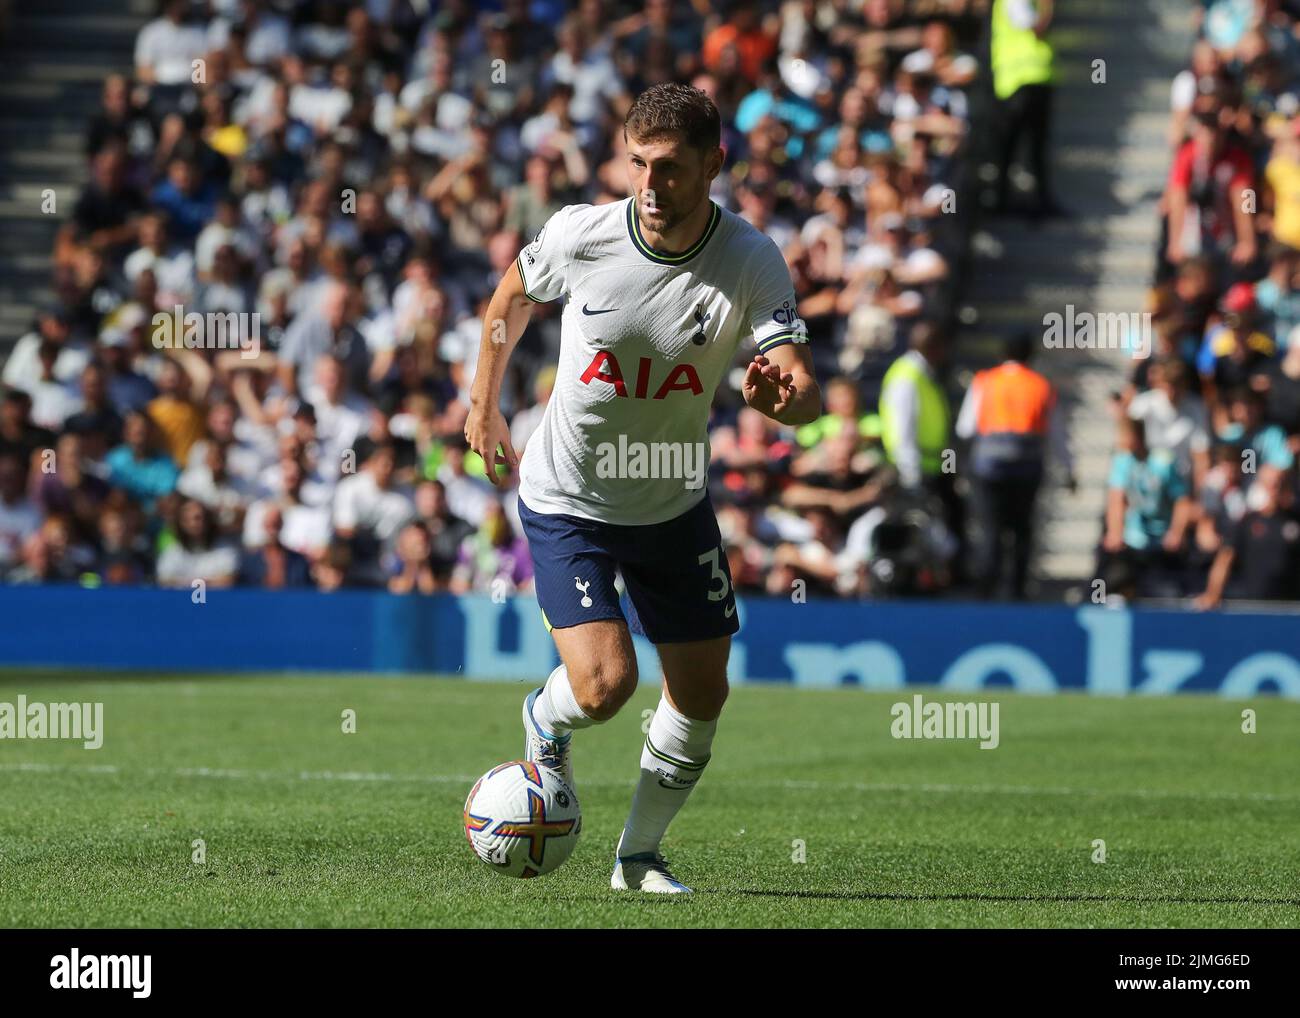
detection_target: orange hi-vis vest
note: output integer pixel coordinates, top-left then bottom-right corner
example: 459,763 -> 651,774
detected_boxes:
970,362 -> 1055,476
974,362 -> 1054,435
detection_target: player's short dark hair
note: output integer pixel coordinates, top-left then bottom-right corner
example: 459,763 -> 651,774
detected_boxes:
624,83 -> 721,152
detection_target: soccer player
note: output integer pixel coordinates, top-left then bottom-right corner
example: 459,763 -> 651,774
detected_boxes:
464,83 -> 821,893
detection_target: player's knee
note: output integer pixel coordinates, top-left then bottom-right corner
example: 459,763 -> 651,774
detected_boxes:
679,679 -> 729,722
572,656 -> 638,721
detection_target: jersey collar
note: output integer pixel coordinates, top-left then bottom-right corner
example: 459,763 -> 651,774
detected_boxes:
625,197 -> 721,265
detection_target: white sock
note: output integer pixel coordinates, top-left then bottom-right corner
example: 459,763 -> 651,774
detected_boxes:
616,695 -> 716,859
530,664 -> 597,739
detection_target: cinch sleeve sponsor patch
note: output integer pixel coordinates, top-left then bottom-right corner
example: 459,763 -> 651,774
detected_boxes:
747,241 -> 807,354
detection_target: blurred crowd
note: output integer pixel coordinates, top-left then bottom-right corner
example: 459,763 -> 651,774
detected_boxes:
1099,0 -> 1300,605
0,0 -> 987,598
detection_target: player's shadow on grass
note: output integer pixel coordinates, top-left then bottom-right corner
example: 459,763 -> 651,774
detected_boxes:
715,889 -> 1300,907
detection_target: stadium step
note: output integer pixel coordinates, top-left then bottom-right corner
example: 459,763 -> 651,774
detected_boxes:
0,120 -> 85,147
0,0 -> 148,352
960,0 -> 1194,588
0,79 -> 104,103
10,0 -> 155,16
5,56 -> 134,82
0,147 -> 87,172
10,13 -> 145,48
0,220 -> 65,251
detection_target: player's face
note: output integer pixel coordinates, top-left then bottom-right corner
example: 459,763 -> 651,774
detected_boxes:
625,132 -> 721,235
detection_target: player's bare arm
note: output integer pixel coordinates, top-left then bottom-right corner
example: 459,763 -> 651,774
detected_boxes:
464,259 -> 534,486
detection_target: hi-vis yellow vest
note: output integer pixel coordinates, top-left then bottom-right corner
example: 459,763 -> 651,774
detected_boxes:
991,0 -> 1054,100
880,355 -> 950,476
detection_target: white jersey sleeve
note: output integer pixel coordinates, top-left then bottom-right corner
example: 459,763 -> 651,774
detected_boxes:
517,205 -> 583,303
745,239 -> 805,355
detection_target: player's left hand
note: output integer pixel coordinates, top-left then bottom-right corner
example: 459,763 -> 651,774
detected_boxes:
742,355 -> 798,421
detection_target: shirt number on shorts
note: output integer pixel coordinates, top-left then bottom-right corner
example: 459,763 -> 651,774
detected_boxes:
697,545 -> 731,603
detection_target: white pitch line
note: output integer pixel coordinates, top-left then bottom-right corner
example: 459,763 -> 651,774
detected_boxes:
0,761 -> 1295,804
777,778 -> 1299,804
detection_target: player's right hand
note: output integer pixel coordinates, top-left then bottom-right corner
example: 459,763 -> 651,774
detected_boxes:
464,405 -> 519,487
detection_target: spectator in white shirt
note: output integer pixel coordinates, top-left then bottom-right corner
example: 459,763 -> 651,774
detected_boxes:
3,309 -> 92,398
135,0 -> 209,87
206,0 -> 291,68
333,441 -> 415,546
303,354 -> 372,480
285,56 -> 353,137
398,51 -> 472,159
244,457 -> 331,557
195,197 -> 260,277
30,341 -> 84,431
157,498 -> 240,587
177,440 -> 259,533
124,212 -> 196,305
547,17 -> 629,125
1127,358 -> 1211,486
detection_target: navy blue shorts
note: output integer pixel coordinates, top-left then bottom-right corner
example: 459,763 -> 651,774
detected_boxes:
518,496 -> 739,644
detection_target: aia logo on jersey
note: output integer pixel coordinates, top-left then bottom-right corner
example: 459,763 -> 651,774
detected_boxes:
579,352 -> 703,399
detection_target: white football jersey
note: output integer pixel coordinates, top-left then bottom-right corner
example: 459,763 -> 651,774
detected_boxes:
516,197 -> 804,525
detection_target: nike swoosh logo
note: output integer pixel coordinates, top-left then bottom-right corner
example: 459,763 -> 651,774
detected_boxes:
582,304 -> 618,315
724,602 -> 736,618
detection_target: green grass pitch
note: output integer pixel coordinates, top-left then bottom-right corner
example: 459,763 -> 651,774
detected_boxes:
0,671 -> 1296,928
